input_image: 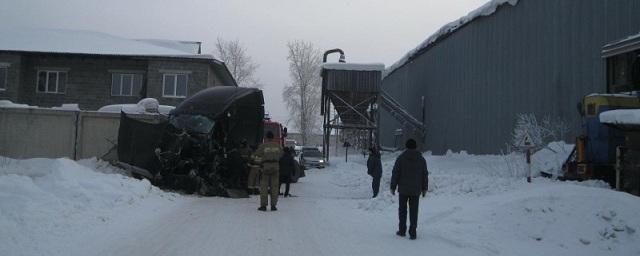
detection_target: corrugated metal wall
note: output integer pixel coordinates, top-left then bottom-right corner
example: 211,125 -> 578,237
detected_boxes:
380,0 -> 640,154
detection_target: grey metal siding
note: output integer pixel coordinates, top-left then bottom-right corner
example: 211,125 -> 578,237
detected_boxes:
325,70 -> 381,92
380,0 -> 640,154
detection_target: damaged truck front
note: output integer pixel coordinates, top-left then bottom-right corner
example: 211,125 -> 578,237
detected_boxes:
117,87 -> 264,197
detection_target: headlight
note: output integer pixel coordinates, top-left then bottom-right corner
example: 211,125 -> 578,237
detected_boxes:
318,159 -> 324,163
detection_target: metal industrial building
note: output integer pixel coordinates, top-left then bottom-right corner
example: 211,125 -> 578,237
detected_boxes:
379,0 -> 640,154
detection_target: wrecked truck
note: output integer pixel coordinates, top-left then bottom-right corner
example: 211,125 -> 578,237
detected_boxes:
117,87 -> 264,197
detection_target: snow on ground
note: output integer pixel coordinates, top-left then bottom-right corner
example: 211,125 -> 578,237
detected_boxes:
1,144 -> 639,256
0,157 -> 180,256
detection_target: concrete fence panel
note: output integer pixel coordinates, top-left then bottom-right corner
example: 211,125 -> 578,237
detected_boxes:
1,108 -> 167,160
75,111 -> 120,160
0,108 -> 77,159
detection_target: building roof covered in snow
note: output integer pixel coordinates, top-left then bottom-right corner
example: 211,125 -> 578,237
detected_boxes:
0,27 -> 211,59
384,0 -> 519,78
601,32 -> 640,58
135,39 -> 203,55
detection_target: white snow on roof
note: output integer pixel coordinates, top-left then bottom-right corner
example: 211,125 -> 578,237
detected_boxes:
600,109 -> 640,126
586,92 -> 640,98
0,28 -> 211,59
384,0 -> 519,78
321,62 -> 385,72
603,32 -> 640,49
135,39 -> 202,55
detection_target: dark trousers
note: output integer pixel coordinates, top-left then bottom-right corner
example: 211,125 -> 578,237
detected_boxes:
371,176 -> 381,197
398,194 -> 419,235
279,176 -> 291,196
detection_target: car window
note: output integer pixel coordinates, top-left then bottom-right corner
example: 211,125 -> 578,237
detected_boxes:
303,150 -> 322,157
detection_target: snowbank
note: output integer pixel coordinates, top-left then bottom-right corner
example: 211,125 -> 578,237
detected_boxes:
97,98 -> 174,115
348,148 -> 639,255
0,100 -> 35,109
385,0 -> 519,78
51,104 -> 81,111
2,143 -> 638,256
0,157 -> 177,255
600,109 -> 640,125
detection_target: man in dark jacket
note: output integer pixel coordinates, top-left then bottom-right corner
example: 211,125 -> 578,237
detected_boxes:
367,146 -> 382,198
279,147 -> 297,197
390,139 -> 428,240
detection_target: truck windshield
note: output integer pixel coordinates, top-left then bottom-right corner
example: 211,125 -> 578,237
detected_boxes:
170,114 -> 215,134
264,124 -> 280,137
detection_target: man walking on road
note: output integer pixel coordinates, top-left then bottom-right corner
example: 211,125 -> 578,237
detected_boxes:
390,139 -> 429,240
255,131 -> 283,211
367,146 -> 382,198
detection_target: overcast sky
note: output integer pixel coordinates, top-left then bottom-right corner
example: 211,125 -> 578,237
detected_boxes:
1,0 -> 487,126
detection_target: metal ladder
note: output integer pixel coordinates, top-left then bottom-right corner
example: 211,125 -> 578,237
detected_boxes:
379,91 -> 425,132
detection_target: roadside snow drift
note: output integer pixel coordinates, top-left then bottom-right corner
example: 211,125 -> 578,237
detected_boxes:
1,142 -> 638,256
0,157 -> 178,256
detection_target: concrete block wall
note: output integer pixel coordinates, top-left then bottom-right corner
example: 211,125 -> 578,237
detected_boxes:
146,59 -> 212,107
2,52 -> 223,111
0,53 -> 22,102
18,54 -> 148,110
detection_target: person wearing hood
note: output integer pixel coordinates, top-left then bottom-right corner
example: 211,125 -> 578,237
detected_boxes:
390,139 -> 429,240
367,146 -> 383,198
279,147 -> 297,197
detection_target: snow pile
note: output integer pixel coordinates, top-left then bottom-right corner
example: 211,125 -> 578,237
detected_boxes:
531,141 -> 574,176
51,103 -> 81,111
97,98 -> 174,115
338,148 -> 640,255
600,109 -> 640,125
0,157 -> 177,256
0,100 -> 35,109
385,0 -> 519,78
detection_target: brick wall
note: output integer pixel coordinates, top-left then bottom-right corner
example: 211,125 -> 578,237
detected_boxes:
147,59 -> 213,107
19,53 -> 148,109
6,52 -> 222,110
0,53 -> 22,102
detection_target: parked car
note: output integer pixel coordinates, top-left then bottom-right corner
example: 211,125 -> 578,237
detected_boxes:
299,146 -> 325,169
285,139 -> 297,150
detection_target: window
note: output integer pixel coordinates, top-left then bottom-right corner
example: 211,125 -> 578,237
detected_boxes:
37,70 -> 66,94
112,73 -> 143,96
162,73 -> 188,98
0,67 -> 7,91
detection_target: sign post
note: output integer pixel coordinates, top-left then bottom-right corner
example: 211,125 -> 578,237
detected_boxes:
343,141 -> 351,162
518,131 -> 535,183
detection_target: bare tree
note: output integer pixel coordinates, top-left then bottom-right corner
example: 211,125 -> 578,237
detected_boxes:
283,40 -> 322,145
214,38 -> 262,88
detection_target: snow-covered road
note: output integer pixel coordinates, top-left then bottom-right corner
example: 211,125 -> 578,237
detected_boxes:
2,146 -> 640,256
74,161 -> 470,256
